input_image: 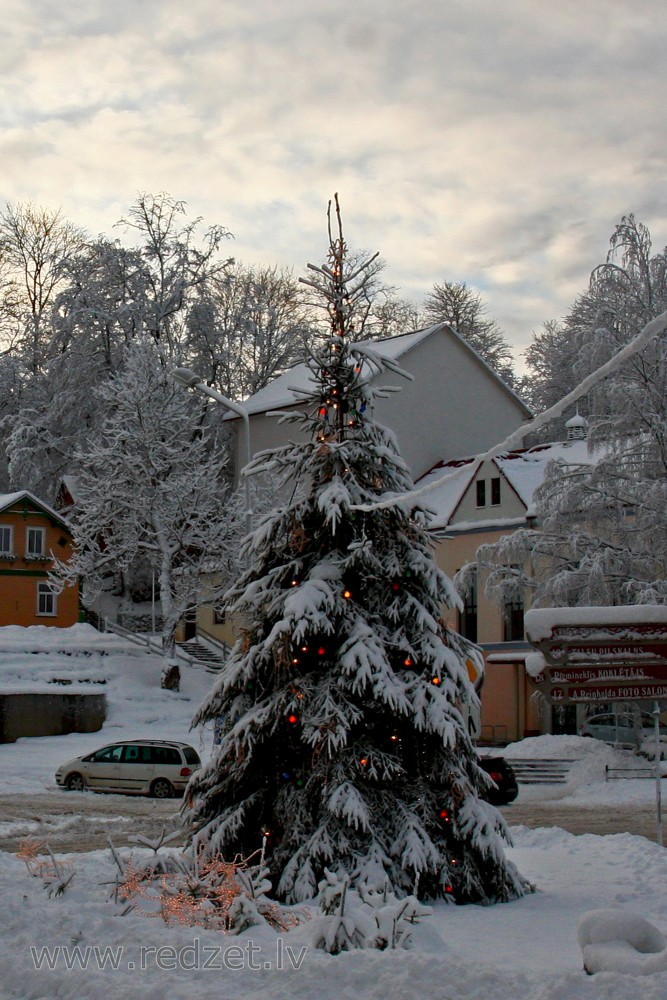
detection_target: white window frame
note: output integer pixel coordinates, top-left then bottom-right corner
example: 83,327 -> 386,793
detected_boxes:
26,526 -> 46,559
37,581 -> 57,616
0,524 -> 14,557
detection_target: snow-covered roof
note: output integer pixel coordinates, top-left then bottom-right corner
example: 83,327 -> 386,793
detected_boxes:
496,439 -> 597,514
414,458 -> 479,529
231,325 -> 442,417
0,490 -> 71,529
229,323 -> 530,418
413,439 -> 598,529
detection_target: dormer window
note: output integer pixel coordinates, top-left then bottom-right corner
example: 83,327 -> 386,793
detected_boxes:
491,477 -> 501,506
476,480 -> 486,507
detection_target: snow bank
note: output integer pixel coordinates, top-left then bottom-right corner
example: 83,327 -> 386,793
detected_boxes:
504,734 -> 611,759
0,625 -> 215,794
579,909 -> 667,975
2,827 -> 667,999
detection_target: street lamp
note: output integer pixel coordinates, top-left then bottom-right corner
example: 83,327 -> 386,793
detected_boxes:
171,368 -> 253,537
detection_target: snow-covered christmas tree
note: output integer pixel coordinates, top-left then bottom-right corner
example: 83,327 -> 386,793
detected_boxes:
185,197 -> 530,905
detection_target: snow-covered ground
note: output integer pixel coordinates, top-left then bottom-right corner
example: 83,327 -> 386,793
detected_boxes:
1,625 -> 666,999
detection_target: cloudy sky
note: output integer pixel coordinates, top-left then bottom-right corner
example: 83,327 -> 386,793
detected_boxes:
2,0 -> 666,365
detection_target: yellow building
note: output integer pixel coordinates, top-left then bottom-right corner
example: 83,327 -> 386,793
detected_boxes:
417,436 -> 595,744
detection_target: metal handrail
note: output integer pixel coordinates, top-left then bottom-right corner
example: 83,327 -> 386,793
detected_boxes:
103,619 -> 199,666
193,626 -> 232,659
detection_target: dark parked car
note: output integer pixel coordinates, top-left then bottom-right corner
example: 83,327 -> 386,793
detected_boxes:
478,755 -> 519,805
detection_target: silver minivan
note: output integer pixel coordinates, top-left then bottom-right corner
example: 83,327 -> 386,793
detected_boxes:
579,712 -> 667,751
55,739 -> 201,797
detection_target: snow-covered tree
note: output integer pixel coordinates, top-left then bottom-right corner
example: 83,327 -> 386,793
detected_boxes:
520,318 -> 580,423
53,338 -> 239,683
115,192 -> 233,353
423,280 -> 516,384
463,216 -> 667,609
184,197 -> 530,905
185,261 -> 313,399
0,201 -> 85,373
5,195 -> 235,496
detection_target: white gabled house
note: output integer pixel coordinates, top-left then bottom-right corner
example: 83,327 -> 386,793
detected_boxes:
225,323 -> 532,482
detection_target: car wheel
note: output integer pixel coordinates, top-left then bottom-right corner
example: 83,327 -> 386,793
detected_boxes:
65,772 -> 86,792
151,778 -> 174,799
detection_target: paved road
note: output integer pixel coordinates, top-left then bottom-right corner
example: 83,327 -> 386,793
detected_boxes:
0,789 -> 663,854
500,800 -> 663,842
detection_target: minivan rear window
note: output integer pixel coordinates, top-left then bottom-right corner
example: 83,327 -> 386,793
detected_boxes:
183,747 -> 201,765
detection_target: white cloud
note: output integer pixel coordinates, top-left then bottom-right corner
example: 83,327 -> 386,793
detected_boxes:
1,0 -> 666,362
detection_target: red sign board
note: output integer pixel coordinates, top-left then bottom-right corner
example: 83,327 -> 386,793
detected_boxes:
527,614 -> 667,706
546,643 -> 667,665
547,664 -> 667,684
550,682 -> 667,704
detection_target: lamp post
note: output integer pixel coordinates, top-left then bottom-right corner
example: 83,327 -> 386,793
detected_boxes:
171,368 -> 253,537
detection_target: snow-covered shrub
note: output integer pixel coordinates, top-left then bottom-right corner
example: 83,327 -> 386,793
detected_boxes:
311,868 -> 431,954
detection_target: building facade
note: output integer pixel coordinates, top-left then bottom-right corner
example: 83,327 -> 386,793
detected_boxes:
0,491 -> 80,628
420,433 -> 595,743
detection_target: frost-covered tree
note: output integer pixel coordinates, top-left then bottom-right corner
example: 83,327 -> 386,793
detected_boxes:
0,201 -> 85,372
472,444 -> 667,609
423,280 -> 516,384
184,197 -> 530,905
185,262 -> 313,399
6,195 -> 235,496
521,318 -> 580,420
463,216 -> 667,609
54,338 -> 239,682
115,193 -> 233,353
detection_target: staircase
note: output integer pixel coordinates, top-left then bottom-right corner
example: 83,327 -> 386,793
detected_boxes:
505,758 -> 578,785
175,639 -> 230,673
102,619 -> 230,674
